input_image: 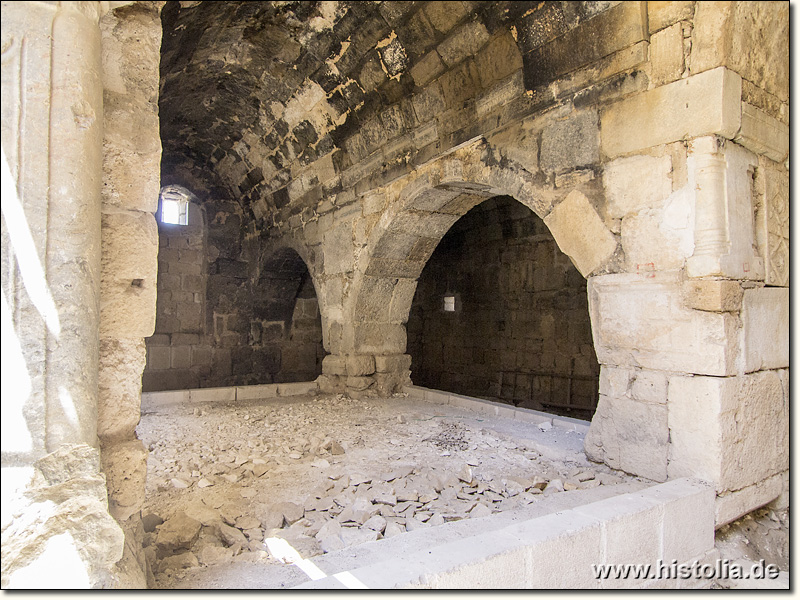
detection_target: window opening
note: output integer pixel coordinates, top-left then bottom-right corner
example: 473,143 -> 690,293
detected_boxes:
160,186 -> 190,225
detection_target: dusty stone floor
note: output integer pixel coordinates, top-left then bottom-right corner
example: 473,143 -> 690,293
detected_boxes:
136,390 -> 789,589
136,391 -> 640,588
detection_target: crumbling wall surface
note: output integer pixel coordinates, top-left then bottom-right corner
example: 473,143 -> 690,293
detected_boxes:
407,196 -> 598,417
98,1 -> 165,587
0,0 -> 149,588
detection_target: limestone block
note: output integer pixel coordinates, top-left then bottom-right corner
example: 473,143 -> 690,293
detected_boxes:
100,211 -> 158,338
2,495 -> 125,588
346,376 -> 373,392
620,189 -> 693,272
648,1 -> 695,34
346,354 -> 376,377
475,31 -> 523,88
322,222 -> 353,274
598,366 -> 632,399
649,22 -> 684,86
98,337 -> 146,443
734,103 -> 789,163
588,272 -> 739,376
715,473 -> 784,527
523,1 -> 648,89
584,394 -> 668,482
741,287 -> 789,372
375,354 -> 412,374
603,154 -> 672,218
667,371 -> 788,495
600,67 -> 742,158
683,279 -> 743,312
35,444 -> 101,485
354,323 -> 407,355
539,109 -> 599,175
638,479 -> 716,562
630,369 -> 668,404
322,354 -> 346,376
101,439 -> 147,522
754,157 -> 788,287
436,20 -> 490,68
692,2 -> 788,103
102,96 -> 161,213
543,190 -> 617,277
410,51 -> 445,88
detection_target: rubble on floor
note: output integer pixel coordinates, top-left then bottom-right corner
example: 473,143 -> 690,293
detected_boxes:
136,391 -> 634,588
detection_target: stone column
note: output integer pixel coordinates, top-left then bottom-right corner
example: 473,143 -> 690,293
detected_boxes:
46,0 -> 105,450
686,140 -> 729,271
97,1 -> 164,588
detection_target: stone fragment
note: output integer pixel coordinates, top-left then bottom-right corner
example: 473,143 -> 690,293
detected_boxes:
235,516 -> 260,531
575,471 -> 596,482
384,522 -> 405,538
199,546 -> 233,566
159,551 -> 199,573
197,478 -> 213,488
543,479 -> 564,495
340,528 -> 378,547
470,503 -> 492,519
456,465 -> 473,484
155,513 -> 201,553
142,513 -> 163,533
363,514 -> 387,533
217,522 -> 248,548
404,516 -> 429,531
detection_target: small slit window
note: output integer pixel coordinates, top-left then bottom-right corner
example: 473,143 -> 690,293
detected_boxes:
160,186 -> 190,225
443,295 -> 456,312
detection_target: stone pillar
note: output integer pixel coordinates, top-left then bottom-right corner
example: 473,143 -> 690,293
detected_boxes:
1,1 -> 126,588
686,136 -> 765,280
45,0 -> 105,450
97,1 -> 164,588
318,353 -> 411,397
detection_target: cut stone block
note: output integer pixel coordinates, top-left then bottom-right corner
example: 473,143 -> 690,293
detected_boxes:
543,190 -> 617,277
603,154 -> 672,218
600,67 -> 742,158
668,371 -> 788,502
741,287 -> 789,372
588,272 -> 739,376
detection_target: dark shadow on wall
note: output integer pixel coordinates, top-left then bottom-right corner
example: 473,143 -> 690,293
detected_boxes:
406,196 -> 599,420
141,200 -> 324,392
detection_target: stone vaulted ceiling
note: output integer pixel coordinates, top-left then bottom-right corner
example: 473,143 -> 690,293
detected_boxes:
159,0 -> 620,225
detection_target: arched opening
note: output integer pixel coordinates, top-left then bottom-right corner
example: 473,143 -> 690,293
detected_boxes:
407,196 -> 599,420
252,247 -> 324,383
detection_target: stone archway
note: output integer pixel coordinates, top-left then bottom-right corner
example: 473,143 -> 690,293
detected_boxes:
318,137 -> 618,401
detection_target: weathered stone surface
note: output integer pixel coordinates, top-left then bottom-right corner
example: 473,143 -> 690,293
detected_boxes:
346,354 -> 375,377
539,109 -> 599,175
741,287 -> 789,373
98,338 -> 146,443
648,1 -> 695,34
589,273 -> 739,376
585,394 -> 669,482
668,370 -> 788,502
100,211 -> 159,339
523,1 -> 647,89
754,157 -> 789,287
155,512 -> 201,553
35,444 -> 101,485
101,440 -> 148,522
683,280 -> 743,313
543,190 -> 617,277
734,103 -> 789,163
603,154 -> 672,219
649,22 -> 684,86
601,67 -> 741,158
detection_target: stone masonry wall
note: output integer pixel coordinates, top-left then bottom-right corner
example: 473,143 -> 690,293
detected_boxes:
407,196 -> 598,419
142,212 -> 324,391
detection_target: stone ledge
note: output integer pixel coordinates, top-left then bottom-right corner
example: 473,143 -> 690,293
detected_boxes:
293,477 -> 714,589
404,385 -> 591,434
140,381 -> 319,409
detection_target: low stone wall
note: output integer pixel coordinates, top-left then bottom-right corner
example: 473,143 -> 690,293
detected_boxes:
295,478 -> 717,589
140,381 -> 318,411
